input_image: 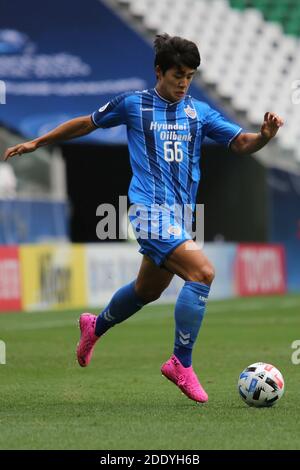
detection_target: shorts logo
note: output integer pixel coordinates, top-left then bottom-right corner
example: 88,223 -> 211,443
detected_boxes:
167,225 -> 182,236
184,105 -> 197,119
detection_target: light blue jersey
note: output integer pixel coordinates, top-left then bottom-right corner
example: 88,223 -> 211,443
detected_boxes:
92,88 -> 242,210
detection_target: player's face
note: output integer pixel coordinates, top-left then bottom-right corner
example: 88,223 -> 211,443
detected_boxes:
155,65 -> 196,102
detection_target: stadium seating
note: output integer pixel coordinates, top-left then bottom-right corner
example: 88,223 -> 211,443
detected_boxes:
114,0 -> 300,163
230,0 -> 300,36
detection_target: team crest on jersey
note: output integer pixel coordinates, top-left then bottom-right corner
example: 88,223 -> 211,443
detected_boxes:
184,105 -> 197,119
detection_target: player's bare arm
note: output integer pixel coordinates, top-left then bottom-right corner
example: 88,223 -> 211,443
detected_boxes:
230,112 -> 284,155
3,115 -> 96,161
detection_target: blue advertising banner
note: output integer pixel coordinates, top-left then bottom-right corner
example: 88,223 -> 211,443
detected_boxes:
268,168 -> 300,243
267,168 -> 300,292
284,241 -> 300,292
0,0 -> 239,144
0,199 -> 69,244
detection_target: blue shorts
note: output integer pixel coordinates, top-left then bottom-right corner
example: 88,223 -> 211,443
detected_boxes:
137,236 -> 189,267
129,204 -> 192,267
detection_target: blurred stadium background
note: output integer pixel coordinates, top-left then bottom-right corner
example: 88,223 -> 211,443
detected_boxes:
0,0 -> 300,450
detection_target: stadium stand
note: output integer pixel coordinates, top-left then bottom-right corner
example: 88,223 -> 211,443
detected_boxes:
110,0 -> 300,165
230,0 -> 300,36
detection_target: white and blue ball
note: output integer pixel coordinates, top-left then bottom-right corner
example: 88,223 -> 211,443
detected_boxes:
238,362 -> 284,407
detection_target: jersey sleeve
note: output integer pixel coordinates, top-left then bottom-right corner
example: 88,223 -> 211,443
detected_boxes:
204,107 -> 242,147
91,92 -> 130,128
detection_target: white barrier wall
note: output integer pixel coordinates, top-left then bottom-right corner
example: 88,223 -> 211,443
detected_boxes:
204,243 -> 237,299
86,243 -> 141,306
85,242 -> 237,307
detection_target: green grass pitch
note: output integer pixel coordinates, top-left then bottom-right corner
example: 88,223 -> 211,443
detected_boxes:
0,294 -> 300,450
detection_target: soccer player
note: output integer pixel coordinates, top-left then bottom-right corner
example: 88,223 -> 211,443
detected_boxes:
3,34 -> 283,403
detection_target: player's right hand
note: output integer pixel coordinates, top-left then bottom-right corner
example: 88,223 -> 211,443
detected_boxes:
3,141 -> 38,161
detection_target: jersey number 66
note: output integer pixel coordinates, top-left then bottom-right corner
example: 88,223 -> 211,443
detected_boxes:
163,141 -> 183,162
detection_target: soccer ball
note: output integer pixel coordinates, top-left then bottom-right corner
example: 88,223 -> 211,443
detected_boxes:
238,362 -> 284,407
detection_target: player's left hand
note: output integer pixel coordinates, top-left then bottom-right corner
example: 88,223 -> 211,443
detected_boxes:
261,112 -> 284,140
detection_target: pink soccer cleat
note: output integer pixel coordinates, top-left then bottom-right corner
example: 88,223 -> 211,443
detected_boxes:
161,354 -> 208,403
76,313 -> 99,367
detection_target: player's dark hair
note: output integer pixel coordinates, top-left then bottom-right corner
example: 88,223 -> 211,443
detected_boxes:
154,33 -> 200,74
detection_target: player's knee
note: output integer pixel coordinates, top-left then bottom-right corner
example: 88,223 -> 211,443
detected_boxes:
202,265 -> 215,285
135,283 -> 164,304
186,264 -> 215,285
